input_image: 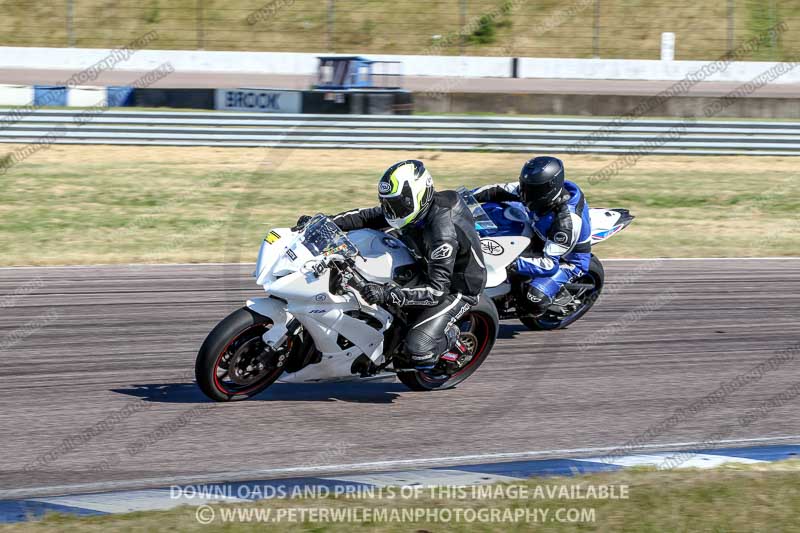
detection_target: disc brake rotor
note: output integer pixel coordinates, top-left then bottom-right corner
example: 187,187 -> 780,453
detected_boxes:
459,332 -> 479,356
228,337 -> 273,386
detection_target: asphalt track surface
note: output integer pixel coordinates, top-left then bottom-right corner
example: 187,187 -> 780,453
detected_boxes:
3,68 -> 800,97
1,258 -> 799,498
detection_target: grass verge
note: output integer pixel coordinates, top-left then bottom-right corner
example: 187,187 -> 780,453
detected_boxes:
1,146 -> 798,266
0,0 -> 794,60
3,461 -> 800,532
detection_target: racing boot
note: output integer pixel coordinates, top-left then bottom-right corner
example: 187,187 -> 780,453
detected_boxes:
440,338 -> 469,364
523,285 -> 552,317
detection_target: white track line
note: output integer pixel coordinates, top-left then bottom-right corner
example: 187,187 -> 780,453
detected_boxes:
2,434 -> 799,500
608,257 -> 800,261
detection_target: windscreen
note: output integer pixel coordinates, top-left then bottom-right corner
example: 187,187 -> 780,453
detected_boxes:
300,214 -> 359,259
457,186 -> 498,232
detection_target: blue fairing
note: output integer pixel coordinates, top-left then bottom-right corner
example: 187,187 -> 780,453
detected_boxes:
478,202 -> 527,237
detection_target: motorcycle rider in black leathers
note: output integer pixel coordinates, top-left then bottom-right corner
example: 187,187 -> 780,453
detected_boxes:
295,160 -> 486,369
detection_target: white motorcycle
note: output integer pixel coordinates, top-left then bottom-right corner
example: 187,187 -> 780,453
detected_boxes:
195,192 -> 633,402
196,214 -> 500,401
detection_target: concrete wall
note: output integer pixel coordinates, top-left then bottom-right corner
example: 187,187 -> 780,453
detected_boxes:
0,84 -> 113,107
0,84 -> 33,105
518,57 -> 800,84
0,47 -> 508,78
1,46 -> 799,83
416,92 -> 800,119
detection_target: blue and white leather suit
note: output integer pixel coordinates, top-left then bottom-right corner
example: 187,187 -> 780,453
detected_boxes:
473,180 -> 592,307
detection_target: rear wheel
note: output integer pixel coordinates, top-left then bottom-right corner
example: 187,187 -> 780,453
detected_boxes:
196,307 -> 298,401
398,297 -> 499,391
518,255 -> 605,331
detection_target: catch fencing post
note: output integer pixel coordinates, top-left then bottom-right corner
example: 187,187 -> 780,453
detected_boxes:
770,0 -> 778,57
327,0 -> 335,52
66,0 -> 75,47
727,0 -> 735,55
459,0 -> 467,55
196,0 -> 205,49
593,0 -> 600,58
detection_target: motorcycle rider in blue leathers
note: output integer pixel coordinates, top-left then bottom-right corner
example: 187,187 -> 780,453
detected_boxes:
472,156 -> 592,316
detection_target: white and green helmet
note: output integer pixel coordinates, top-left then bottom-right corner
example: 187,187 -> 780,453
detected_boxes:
378,160 -> 434,229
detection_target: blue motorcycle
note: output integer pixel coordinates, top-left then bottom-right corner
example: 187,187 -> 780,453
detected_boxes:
461,188 -> 634,331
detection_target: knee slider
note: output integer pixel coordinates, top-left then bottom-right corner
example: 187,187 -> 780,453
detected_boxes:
404,330 -> 438,358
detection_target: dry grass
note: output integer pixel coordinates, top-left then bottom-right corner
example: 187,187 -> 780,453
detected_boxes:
0,0 -> 796,59
1,145 -> 798,266
2,461 -> 799,532
11,143 -> 800,175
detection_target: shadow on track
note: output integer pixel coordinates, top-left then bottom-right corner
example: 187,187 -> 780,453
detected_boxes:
112,380 -> 405,404
498,323 -> 528,339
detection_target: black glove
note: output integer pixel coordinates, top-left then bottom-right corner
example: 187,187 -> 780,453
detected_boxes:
361,283 -> 406,307
383,284 -> 406,307
292,215 -> 312,232
361,283 -> 385,305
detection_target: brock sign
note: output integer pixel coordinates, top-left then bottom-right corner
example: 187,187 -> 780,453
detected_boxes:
215,89 -> 302,113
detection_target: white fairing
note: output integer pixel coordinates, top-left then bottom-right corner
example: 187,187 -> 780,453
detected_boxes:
481,236 -> 530,288
345,229 -> 415,283
251,225 -> 396,384
480,205 -> 533,290
589,208 -> 630,244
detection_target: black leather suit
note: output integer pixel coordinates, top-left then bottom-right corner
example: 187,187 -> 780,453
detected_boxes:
332,190 -> 487,363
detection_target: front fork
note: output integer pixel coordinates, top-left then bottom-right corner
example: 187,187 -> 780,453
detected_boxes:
246,297 -> 293,349
263,318 -> 302,351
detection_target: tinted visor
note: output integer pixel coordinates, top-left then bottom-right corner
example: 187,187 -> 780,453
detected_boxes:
380,188 -> 415,220
521,182 -> 559,213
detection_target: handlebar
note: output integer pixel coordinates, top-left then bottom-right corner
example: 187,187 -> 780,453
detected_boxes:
311,254 -> 369,295
336,259 -> 405,319
343,262 -> 369,293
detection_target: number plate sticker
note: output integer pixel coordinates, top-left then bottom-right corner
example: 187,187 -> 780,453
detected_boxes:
265,231 -> 281,244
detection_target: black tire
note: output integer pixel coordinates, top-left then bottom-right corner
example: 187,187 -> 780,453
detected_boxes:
196,307 -> 288,401
518,254 -> 605,331
398,295 -> 499,391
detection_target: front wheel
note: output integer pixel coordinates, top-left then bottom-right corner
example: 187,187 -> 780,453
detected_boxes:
196,307 -> 293,401
518,254 -> 605,331
398,296 -> 499,391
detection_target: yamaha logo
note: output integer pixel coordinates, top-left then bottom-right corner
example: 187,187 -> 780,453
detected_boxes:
553,231 -> 569,245
378,181 -> 392,194
481,239 -> 505,256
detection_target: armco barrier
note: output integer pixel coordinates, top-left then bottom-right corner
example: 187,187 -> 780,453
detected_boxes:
1,110 -> 799,155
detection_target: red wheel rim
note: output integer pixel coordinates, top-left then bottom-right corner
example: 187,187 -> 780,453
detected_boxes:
418,313 -> 492,384
211,324 -> 286,396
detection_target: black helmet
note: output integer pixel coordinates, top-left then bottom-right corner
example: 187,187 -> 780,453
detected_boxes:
518,156 -> 566,215
377,160 -> 434,229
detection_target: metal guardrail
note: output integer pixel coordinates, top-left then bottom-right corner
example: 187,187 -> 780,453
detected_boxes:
2,110 -> 800,155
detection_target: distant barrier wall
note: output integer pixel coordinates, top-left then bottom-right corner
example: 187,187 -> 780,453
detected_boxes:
2,47 -> 800,84
415,92 -> 800,119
